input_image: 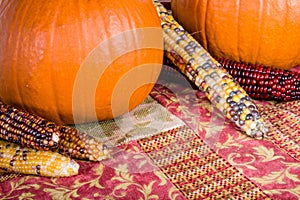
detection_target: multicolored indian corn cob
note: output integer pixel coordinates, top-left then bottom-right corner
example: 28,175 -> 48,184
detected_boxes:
0,139 -> 79,177
0,101 -> 110,161
216,58 -> 300,102
153,0 -> 268,138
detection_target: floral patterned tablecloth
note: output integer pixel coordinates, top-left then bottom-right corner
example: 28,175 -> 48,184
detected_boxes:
0,64 -> 300,199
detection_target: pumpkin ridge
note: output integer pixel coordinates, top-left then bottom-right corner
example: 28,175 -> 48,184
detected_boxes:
49,2 -> 64,124
236,0 -> 241,61
15,1 -> 29,111
74,2 -> 90,123
203,0 -> 210,52
257,0 -> 269,65
195,1 -> 207,48
252,0 -> 264,63
284,2 -> 300,67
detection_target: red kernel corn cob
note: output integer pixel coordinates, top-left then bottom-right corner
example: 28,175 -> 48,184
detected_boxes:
216,58 -> 300,102
162,56 -> 300,102
0,139 -> 79,177
154,1 -> 268,138
0,101 -> 110,161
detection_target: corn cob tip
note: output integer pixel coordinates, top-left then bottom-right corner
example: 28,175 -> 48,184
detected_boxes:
57,126 -> 111,161
77,133 -> 111,161
246,121 -> 269,139
57,159 -> 80,177
84,139 -> 111,161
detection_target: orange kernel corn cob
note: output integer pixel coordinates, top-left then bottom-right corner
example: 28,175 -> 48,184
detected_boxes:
0,139 -> 79,177
0,101 -> 110,161
153,1 -> 268,138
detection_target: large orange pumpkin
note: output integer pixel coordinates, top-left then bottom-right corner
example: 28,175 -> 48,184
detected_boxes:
171,0 -> 300,69
0,0 -> 163,124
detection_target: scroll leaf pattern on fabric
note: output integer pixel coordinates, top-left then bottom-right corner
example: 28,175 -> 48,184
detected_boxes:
0,142 -> 184,200
150,80 -> 300,200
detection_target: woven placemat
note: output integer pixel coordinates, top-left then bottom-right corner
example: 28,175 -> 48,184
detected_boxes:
72,96 -> 185,148
138,125 -> 271,199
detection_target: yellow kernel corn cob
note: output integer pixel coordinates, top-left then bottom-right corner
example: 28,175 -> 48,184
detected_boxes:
153,1 -> 268,138
0,101 -> 110,161
0,139 -> 79,177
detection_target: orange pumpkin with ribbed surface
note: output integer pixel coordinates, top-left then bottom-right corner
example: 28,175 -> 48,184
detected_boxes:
0,0 -> 163,124
171,0 -> 300,69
